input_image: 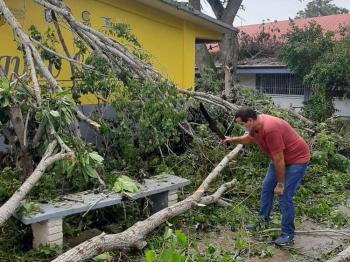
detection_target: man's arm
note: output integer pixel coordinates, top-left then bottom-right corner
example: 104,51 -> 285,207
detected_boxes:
222,134 -> 254,145
271,151 -> 285,196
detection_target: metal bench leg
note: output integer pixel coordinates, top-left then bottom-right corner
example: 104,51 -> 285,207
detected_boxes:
31,218 -> 63,248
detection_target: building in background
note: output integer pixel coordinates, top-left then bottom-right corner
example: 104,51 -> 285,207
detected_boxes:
236,13 -> 350,115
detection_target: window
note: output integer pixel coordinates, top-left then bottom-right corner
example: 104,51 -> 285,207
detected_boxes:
256,74 -> 305,95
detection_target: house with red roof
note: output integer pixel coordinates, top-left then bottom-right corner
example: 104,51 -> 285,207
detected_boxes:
235,13 -> 350,116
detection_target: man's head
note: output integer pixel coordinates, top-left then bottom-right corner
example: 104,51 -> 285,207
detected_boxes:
234,107 -> 258,131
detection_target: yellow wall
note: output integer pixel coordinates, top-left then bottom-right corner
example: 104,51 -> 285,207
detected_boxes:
0,0 -> 223,102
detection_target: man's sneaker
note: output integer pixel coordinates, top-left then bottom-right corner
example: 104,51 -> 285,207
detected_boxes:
274,233 -> 294,246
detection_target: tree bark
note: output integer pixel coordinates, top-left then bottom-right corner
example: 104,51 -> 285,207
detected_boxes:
327,246 -> 350,262
9,102 -> 33,179
52,144 -> 243,261
177,88 -> 239,112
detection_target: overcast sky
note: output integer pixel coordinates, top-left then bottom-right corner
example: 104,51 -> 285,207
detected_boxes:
199,0 -> 350,26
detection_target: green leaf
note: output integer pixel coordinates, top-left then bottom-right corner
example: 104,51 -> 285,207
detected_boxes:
163,227 -> 173,240
113,175 -> 139,193
175,230 -> 187,247
144,250 -> 155,262
54,89 -> 71,98
0,77 -> 10,96
85,166 -> 98,178
160,248 -> 183,262
1,98 -> 9,108
50,110 -> 60,118
89,151 -> 104,165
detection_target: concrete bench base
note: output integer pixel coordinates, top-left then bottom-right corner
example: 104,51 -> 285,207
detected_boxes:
18,174 -> 189,248
32,218 -> 63,248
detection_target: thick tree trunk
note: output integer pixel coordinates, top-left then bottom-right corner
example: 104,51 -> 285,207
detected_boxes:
53,144 -> 243,262
9,103 -> 34,178
204,0 -> 242,98
220,32 -> 239,100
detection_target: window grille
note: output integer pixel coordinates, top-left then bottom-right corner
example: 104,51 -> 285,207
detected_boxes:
256,74 -> 305,95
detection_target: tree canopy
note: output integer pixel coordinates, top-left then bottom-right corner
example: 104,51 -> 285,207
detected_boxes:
279,21 -> 350,121
296,0 -> 349,18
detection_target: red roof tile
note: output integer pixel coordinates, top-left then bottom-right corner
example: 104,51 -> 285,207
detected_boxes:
207,14 -> 350,54
239,13 -> 350,39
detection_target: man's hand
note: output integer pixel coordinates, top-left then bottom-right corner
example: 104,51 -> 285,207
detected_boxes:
221,135 -> 254,145
221,136 -> 232,144
274,182 -> 284,196
274,186 -> 283,196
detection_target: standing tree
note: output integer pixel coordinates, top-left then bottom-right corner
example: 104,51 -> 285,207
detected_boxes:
296,0 -> 349,19
190,0 -> 243,100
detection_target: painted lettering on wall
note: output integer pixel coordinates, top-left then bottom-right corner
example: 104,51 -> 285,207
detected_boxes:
0,55 -> 62,80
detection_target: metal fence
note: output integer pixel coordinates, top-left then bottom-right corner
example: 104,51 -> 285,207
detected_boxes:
257,74 -> 305,95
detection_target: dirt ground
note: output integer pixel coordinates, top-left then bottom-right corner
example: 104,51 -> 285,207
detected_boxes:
195,220 -> 350,261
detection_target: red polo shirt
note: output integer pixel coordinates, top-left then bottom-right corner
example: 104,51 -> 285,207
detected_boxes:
249,114 -> 310,165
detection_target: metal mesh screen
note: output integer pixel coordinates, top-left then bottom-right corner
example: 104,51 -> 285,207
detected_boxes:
257,74 -> 305,95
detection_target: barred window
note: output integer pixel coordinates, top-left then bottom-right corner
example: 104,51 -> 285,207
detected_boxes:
256,74 -> 305,95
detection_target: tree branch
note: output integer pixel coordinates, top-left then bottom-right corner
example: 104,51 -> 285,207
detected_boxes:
177,88 -> 239,112
23,109 -> 31,148
74,109 -> 101,131
31,38 -> 94,70
51,10 -> 75,76
199,178 -> 237,205
221,0 -> 243,25
52,144 -> 243,261
206,0 -> 224,19
24,45 -> 42,105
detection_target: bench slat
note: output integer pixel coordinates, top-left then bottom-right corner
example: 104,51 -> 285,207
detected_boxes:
19,174 -> 190,225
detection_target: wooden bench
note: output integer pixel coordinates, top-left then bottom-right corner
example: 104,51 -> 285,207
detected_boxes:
17,174 -> 190,248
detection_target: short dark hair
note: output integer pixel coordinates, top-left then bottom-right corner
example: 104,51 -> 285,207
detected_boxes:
234,107 -> 257,122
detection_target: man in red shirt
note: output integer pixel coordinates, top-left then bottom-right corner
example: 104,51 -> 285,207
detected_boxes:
223,107 -> 310,246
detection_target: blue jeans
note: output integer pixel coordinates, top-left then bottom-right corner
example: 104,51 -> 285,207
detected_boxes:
258,162 -> 308,236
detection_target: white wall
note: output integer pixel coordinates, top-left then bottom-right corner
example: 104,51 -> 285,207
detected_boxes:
334,98 -> 350,117
268,95 -> 350,117
268,95 -> 304,110
237,73 -> 350,116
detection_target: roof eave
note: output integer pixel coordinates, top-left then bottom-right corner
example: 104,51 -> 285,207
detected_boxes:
136,0 -> 237,34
